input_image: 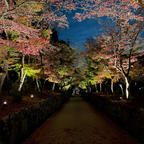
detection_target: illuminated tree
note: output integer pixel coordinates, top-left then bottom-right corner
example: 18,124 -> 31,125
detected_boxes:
40,39 -> 77,91
84,39 -> 119,94
0,0 -> 144,95
96,21 -> 143,99
0,39 -> 19,94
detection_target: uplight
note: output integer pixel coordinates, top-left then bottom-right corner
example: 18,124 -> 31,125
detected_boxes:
30,94 -> 34,98
3,101 -> 7,105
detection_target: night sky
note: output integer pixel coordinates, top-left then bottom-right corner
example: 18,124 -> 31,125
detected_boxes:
57,10 -> 144,52
57,12 -> 103,51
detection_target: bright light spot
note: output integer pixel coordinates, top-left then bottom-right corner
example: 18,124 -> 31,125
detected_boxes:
3,101 -> 7,105
120,97 -> 122,100
135,82 -> 137,85
30,94 -> 34,98
139,88 -> 141,90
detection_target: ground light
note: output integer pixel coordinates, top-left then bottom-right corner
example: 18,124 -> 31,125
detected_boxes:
3,101 -> 7,105
120,97 -> 123,100
30,94 -> 34,98
2,100 -> 7,109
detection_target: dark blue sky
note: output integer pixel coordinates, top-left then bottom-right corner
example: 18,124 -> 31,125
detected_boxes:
57,13 -> 103,51
57,8 -> 144,52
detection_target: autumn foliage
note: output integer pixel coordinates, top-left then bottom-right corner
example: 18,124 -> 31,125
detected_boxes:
0,0 -> 144,99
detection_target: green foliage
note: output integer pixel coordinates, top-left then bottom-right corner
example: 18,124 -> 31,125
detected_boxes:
7,46 -> 19,58
21,2 -> 43,12
24,66 -> 40,77
59,67 -> 68,77
79,81 -> 87,89
41,29 -> 52,40
88,79 -> 95,85
10,64 -> 40,78
7,31 -> 19,41
0,46 -> 19,72
10,63 -> 21,72
63,84 -> 71,90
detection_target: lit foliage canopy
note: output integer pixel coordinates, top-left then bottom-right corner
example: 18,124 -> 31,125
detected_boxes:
0,0 -> 143,57
0,0 -> 144,95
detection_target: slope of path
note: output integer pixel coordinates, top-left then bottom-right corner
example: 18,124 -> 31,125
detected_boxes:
23,96 -> 140,144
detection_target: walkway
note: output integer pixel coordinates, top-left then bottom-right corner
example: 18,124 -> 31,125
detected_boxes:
23,96 -> 140,144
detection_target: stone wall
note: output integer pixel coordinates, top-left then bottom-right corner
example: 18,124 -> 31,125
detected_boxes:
83,93 -> 144,143
0,93 -> 69,144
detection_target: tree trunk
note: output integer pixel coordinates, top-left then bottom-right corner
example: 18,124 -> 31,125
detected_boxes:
124,76 -> 130,99
111,79 -> 114,94
36,78 -> 40,92
40,80 -> 46,96
87,84 -> 91,93
52,83 -> 55,91
100,83 -> 102,92
95,84 -> 98,93
119,84 -> 124,96
18,73 -> 26,92
0,64 -> 8,94
18,55 -> 25,92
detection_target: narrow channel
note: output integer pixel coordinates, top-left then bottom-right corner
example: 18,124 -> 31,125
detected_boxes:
24,96 -> 140,144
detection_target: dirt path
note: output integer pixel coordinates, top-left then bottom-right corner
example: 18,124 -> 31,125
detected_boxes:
23,96 -> 140,144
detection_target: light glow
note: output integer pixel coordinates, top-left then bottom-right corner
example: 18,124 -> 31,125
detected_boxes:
30,94 -> 34,98
3,101 -> 7,105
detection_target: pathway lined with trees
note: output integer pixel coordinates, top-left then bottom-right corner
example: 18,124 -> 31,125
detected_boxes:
0,0 -> 144,143
23,96 -> 139,144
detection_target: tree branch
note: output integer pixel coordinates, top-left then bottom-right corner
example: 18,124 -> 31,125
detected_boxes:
127,27 -> 142,75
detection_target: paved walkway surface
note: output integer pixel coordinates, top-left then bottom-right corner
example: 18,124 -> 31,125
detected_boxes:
23,96 -> 140,144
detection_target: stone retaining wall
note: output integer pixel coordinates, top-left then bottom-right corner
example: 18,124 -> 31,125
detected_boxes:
83,93 -> 144,143
0,93 -> 69,144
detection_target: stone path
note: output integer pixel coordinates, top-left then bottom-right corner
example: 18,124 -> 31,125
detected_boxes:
23,96 -> 140,144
